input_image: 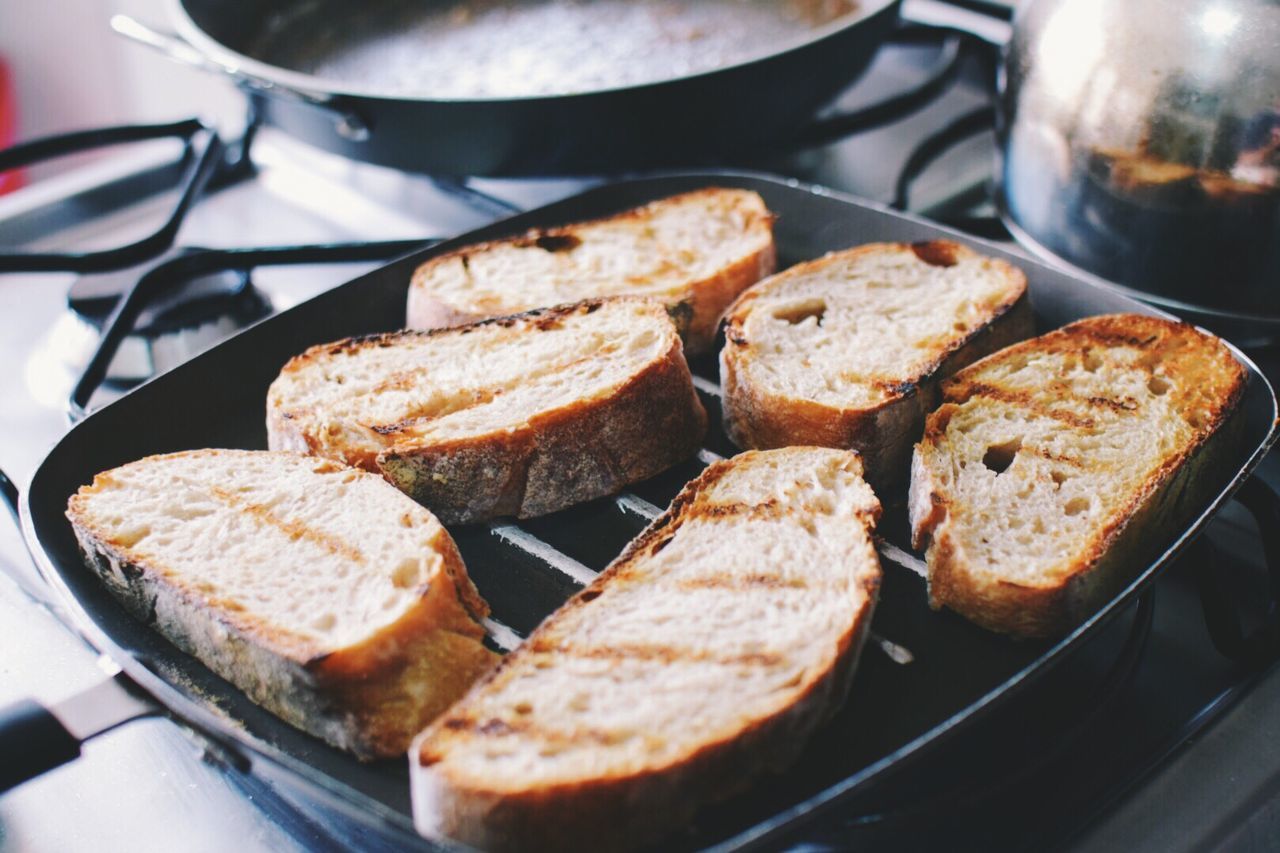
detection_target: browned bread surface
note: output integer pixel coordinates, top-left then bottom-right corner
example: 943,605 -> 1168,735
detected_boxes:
721,240 -> 1031,491
406,187 -> 777,354
66,449 -> 497,759
268,299 -> 708,524
909,314 -> 1247,638
411,447 -> 882,852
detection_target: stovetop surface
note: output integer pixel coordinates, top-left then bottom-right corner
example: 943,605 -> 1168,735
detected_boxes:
1,4 -> 1278,849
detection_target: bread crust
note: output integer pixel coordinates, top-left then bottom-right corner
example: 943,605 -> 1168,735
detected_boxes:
66,449 -> 498,759
410,449 -> 881,851
721,240 -> 1032,493
270,300 -> 708,525
909,314 -> 1248,637
406,187 -> 777,355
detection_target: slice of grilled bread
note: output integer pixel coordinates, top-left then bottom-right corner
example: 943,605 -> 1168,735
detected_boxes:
66,449 -> 497,759
411,447 -> 882,852
268,299 -> 708,524
406,188 -> 776,354
909,314 -> 1247,638
720,240 -> 1032,492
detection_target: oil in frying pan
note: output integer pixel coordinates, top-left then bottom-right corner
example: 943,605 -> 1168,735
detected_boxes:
248,0 -> 864,99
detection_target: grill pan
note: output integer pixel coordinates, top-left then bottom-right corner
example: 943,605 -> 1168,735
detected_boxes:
15,173 -> 1280,849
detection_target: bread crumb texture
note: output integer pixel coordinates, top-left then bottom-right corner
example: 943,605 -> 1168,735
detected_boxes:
271,300 -> 678,467
69,450 -> 458,655
910,314 -> 1245,635
724,241 -> 1026,408
412,447 -> 881,851
408,187 -> 775,351
67,449 -> 497,758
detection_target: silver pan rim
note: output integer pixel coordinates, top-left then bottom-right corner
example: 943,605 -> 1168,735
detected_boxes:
167,0 -> 901,105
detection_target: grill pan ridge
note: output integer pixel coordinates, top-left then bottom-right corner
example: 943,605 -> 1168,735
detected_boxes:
20,173 -> 1279,850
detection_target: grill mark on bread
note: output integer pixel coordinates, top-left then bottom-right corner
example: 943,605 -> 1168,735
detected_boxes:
437,714 -> 631,748
367,389 -> 501,436
208,486 -> 365,564
951,382 -> 1099,430
348,320 -> 627,435
682,499 -> 787,522
335,314 -> 632,438
1079,329 -> 1161,350
1030,446 -> 1086,467
526,638 -> 786,668
676,572 -> 808,591
1087,395 -> 1139,413
371,371 -> 418,394
301,302 -> 614,367
370,419 -> 419,436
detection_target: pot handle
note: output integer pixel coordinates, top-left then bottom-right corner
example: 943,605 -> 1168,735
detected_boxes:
109,15 -> 371,142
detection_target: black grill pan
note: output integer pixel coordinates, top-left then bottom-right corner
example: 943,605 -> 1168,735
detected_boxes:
18,173 -> 1280,849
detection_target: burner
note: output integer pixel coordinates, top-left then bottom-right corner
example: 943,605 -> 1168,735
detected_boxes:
26,264 -> 271,413
61,251 -> 271,384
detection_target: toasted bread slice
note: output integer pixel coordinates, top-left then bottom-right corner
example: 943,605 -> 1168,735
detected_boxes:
66,449 -> 497,759
909,314 -> 1247,638
407,188 -> 776,354
268,299 -> 708,524
720,240 -> 1032,492
411,447 -> 882,852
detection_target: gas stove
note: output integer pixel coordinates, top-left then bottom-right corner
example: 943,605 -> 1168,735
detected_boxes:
1,2 -> 1278,850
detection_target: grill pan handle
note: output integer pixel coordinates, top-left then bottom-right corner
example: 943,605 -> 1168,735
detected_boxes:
0,700 -> 81,793
0,672 -> 158,795
109,15 -> 371,142
0,471 -> 160,794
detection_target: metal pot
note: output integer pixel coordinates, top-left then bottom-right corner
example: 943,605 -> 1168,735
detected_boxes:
998,0 -> 1280,339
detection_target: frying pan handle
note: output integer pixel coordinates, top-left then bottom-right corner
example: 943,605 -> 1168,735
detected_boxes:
109,15 -> 371,142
